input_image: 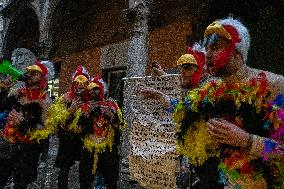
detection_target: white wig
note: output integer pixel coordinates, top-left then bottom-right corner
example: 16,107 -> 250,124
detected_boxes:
218,17 -> 250,63
192,41 -> 206,55
41,60 -> 55,80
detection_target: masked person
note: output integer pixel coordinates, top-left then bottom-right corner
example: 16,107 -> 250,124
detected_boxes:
74,76 -> 106,189
139,44 -> 207,188
79,76 -> 124,189
202,17 -> 284,188
0,59 -> 53,188
32,65 -> 95,188
140,43 -> 206,110
50,65 -> 93,189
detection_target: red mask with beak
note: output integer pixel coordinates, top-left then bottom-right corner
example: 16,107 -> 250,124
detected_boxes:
187,47 -> 205,87
205,22 -> 241,70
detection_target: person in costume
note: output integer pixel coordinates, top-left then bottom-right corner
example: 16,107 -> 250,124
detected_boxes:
0,59 -> 54,188
81,76 -> 124,189
0,70 -> 17,188
73,76 -> 107,189
141,43 -> 206,107
174,45 -> 226,189
139,44 -> 207,188
49,65 -> 92,189
202,17 -> 284,188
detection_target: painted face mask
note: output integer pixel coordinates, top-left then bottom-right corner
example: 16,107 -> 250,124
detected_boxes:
87,75 -> 106,101
204,21 -> 241,70
177,45 -> 206,88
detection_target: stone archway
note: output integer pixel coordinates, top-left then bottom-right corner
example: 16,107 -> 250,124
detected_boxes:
48,0 -> 129,93
2,6 -> 40,58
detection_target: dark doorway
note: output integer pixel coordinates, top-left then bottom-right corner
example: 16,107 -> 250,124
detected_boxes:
102,67 -> 127,108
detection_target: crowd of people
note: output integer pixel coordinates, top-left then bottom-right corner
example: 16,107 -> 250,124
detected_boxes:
0,16 -> 283,189
0,60 -> 123,188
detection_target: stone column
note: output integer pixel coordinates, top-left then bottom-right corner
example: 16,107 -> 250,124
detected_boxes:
37,40 -> 52,59
0,13 -> 4,57
124,2 -> 149,77
119,1 -> 149,189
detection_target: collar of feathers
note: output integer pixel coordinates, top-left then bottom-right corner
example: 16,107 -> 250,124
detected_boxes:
171,72 -> 283,188
17,87 -> 46,101
1,102 -> 43,144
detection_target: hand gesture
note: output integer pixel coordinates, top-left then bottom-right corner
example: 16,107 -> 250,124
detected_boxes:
207,118 -> 249,148
139,87 -> 162,99
69,99 -> 83,113
138,86 -> 171,108
0,76 -> 14,90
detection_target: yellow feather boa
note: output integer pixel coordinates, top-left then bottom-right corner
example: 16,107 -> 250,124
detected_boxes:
83,127 -> 115,174
176,120 -> 214,166
29,96 -> 83,142
83,127 -> 115,153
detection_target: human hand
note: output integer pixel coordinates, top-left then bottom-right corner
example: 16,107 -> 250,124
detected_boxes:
207,118 -> 249,148
138,87 -> 162,99
151,62 -> 166,78
0,76 -> 14,90
8,109 -> 24,125
69,99 -> 83,113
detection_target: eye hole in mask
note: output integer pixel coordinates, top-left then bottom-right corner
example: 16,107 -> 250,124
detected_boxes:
180,63 -> 198,71
203,33 -> 219,47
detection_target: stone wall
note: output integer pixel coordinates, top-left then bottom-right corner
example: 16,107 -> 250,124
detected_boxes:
52,47 -> 101,94
147,20 -> 192,74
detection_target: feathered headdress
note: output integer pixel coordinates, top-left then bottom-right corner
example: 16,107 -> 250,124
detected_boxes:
25,59 -> 55,89
88,75 -> 108,101
26,59 -> 55,80
72,65 -> 90,83
204,17 -> 249,69
177,42 -> 206,87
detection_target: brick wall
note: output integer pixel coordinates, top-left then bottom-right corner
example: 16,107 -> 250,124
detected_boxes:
147,20 -> 192,74
52,47 -> 101,94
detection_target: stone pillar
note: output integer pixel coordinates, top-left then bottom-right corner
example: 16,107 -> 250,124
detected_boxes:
37,40 -> 52,59
124,1 -> 149,77
119,1 -> 149,189
0,13 -> 4,57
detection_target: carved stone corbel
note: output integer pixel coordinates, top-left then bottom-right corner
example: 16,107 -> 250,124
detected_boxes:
123,2 -> 149,23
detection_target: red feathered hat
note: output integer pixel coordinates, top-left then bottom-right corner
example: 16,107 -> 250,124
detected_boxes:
88,75 -> 106,101
72,65 -> 90,83
186,46 -> 206,69
26,59 -> 48,76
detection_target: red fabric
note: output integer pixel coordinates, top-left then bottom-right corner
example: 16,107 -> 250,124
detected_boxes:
223,25 -> 241,44
18,88 -> 46,101
186,47 -> 206,87
256,72 -> 268,96
91,75 -> 105,101
211,24 -> 242,70
1,113 -> 31,143
34,59 -> 48,76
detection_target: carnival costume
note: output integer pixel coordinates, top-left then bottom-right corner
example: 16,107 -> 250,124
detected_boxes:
172,18 -> 284,189
0,59 -> 54,188
29,66 -> 123,188
80,76 -> 124,189
173,45 -> 224,188
34,65 -> 93,189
